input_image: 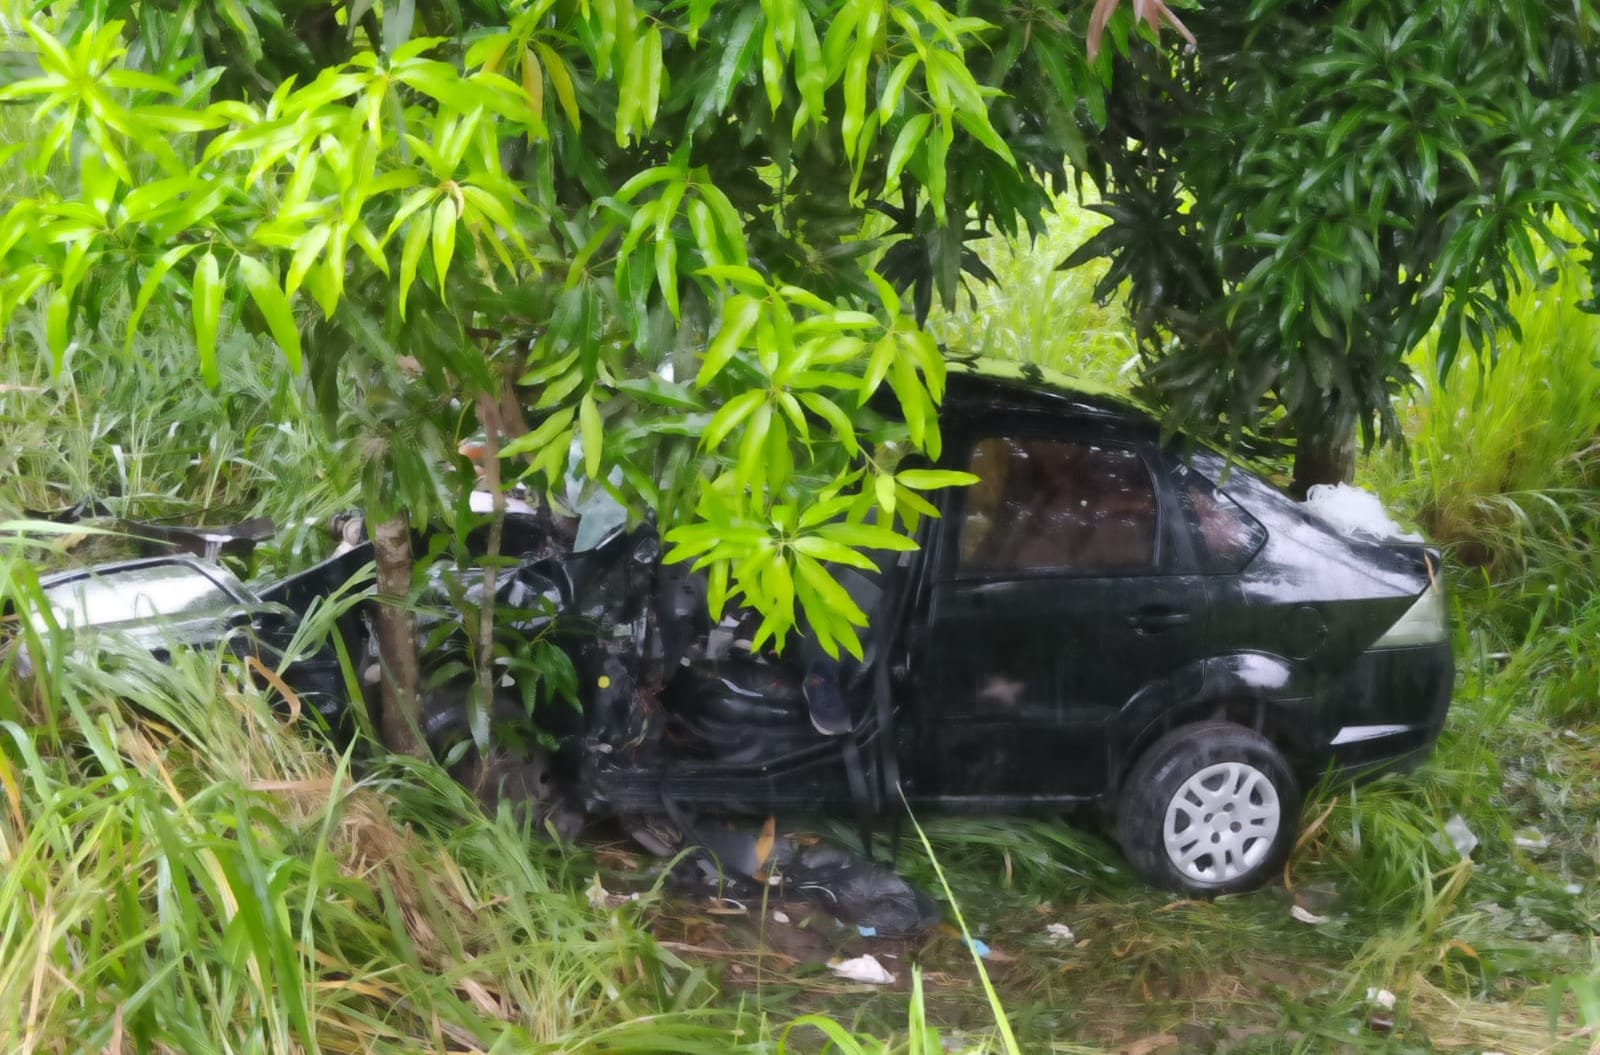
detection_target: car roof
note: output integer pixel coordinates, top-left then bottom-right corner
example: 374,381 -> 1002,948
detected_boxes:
941,354 -> 1157,430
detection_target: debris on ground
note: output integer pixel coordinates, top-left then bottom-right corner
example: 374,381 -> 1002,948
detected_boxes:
1289,904 -> 1329,925
644,819 -> 941,936
829,953 -> 896,985
586,874 -> 616,910
1046,922 -> 1076,942
1441,813 -> 1479,858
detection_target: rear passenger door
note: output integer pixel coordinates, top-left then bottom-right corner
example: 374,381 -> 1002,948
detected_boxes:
910,423 -> 1211,803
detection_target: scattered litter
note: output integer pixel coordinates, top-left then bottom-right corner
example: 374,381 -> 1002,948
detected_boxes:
963,937 -> 991,959
829,954 -> 895,985
1443,814 -> 1479,859
857,925 -> 877,938
1302,483 -> 1423,542
1513,829 -> 1550,852
1365,987 -> 1396,1011
1120,1032 -> 1178,1055
1565,883 -> 1583,895
1046,922 -> 1076,943
585,874 -> 609,911
772,911 -> 790,924
1290,905 -> 1330,925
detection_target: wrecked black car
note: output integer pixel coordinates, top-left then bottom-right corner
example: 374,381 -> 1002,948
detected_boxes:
18,361 -> 1453,897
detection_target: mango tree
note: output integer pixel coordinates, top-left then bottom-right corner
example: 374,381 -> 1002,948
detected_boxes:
0,0 -> 1121,751
1070,0 -> 1600,495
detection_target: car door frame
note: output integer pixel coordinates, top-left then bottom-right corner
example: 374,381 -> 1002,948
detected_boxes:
897,407 -> 1204,808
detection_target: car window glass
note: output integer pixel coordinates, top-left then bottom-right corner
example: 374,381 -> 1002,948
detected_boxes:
41,564 -> 233,630
959,437 -> 1158,574
1174,469 -> 1266,572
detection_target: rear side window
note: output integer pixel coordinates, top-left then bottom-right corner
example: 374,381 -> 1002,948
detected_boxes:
959,437 -> 1158,575
1174,469 -> 1267,573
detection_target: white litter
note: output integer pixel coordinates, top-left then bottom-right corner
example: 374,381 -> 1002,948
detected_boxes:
829,954 -> 896,985
771,911 -> 791,924
1366,987 -> 1397,1011
1513,830 -> 1550,852
1302,483 -> 1423,542
1290,905 -> 1330,925
1046,923 -> 1076,942
1443,814 -> 1479,859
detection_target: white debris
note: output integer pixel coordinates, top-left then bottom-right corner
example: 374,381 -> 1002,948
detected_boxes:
1302,483 -> 1423,542
1366,987 -> 1397,1011
1290,905 -> 1330,925
829,954 -> 896,985
1443,814 -> 1479,859
585,874 -> 610,910
771,911 -> 791,924
1046,923 -> 1076,942
1513,829 -> 1550,852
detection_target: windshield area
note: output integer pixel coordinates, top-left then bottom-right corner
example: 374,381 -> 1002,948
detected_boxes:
40,563 -> 236,631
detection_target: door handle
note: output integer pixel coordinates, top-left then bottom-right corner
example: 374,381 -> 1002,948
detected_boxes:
1127,606 -> 1191,633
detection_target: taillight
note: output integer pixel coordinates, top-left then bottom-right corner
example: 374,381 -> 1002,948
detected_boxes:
1374,584 -> 1448,647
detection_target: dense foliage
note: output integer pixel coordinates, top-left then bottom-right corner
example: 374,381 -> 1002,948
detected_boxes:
1073,0 -> 1600,492
0,0 -> 1136,667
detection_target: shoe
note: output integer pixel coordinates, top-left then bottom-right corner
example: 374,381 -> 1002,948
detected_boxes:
804,669 -> 852,736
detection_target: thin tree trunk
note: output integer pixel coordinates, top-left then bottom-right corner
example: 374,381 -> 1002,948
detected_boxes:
472,390 -> 505,762
1289,417 -> 1356,500
372,511 -> 426,757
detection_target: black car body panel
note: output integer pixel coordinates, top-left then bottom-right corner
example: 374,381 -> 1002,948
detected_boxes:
21,362 -> 1454,876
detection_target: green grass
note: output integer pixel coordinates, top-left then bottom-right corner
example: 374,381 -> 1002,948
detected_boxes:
925,191 -> 1137,388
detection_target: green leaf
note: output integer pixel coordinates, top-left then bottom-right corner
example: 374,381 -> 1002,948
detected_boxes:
193,251 -> 223,387
698,295 -> 762,386
886,113 -> 931,184
286,224 -> 333,297
896,469 -> 977,490
798,392 -> 858,454
736,401 -> 773,492
815,520 -> 919,551
237,255 -> 302,374
126,244 -> 200,353
431,196 -> 457,291
879,55 -> 919,123
794,552 -> 868,626
398,215 -> 430,319
954,110 -> 1016,168
534,41 -> 582,129
643,27 -> 664,128
874,471 -> 896,512
792,534 -> 880,570
579,391 -> 603,478
656,236 -> 680,319
703,388 -> 766,449
45,285 -> 71,369
500,405 -> 575,459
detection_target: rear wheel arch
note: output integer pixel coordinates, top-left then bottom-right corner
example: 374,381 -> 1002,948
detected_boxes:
1114,693 -> 1288,794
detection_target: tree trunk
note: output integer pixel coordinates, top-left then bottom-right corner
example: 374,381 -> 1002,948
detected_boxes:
372,512 -> 426,757
1289,418 -> 1356,501
472,390 -> 505,778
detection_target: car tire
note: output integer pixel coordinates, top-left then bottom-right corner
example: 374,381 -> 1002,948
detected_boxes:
1116,721 -> 1299,896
